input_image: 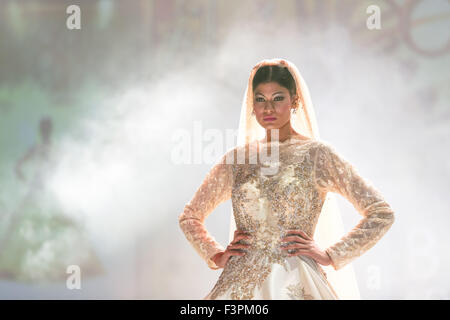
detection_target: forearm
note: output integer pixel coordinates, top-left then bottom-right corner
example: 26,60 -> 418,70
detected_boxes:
179,209 -> 226,270
325,202 -> 395,270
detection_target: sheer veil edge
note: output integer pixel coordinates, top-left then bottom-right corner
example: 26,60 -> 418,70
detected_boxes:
229,58 -> 361,300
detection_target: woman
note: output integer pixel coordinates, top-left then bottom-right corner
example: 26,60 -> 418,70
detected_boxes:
178,58 -> 395,300
0,117 -> 104,282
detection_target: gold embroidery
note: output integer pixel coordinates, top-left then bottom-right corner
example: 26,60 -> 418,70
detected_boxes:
286,282 -> 315,300
179,139 -> 395,299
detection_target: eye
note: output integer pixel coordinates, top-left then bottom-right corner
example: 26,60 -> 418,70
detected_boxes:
274,96 -> 284,101
255,97 -> 265,102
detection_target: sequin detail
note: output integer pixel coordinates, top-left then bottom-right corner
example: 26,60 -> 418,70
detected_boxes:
286,282 -> 315,300
179,139 -> 395,299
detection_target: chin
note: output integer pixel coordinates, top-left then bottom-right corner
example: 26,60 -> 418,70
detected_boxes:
260,123 -> 281,129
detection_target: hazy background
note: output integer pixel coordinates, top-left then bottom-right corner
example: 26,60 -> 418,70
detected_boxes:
0,0 -> 449,299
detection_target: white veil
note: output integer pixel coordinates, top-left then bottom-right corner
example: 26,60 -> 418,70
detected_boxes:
228,58 -> 361,299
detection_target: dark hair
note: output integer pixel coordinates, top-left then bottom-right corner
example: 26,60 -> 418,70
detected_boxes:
252,65 -> 297,98
39,116 -> 53,139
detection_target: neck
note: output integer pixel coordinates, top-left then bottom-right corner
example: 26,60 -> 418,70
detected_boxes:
264,121 -> 298,143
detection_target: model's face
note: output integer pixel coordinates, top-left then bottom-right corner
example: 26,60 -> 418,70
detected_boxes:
253,82 -> 295,130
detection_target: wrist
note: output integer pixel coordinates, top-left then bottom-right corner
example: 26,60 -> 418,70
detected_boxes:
212,251 -> 223,263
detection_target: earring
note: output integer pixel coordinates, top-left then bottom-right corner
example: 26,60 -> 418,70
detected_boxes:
251,109 -> 255,115
291,108 -> 297,114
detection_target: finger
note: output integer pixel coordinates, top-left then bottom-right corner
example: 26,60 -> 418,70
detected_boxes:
234,236 -> 251,244
227,250 -> 246,257
231,233 -> 252,245
287,249 -> 311,257
285,229 -> 310,237
233,234 -> 252,243
286,248 -> 301,256
235,229 -> 250,236
285,230 -> 312,240
228,243 -> 250,250
280,235 -> 309,244
280,235 -> 310,243
280,243 -> 309,250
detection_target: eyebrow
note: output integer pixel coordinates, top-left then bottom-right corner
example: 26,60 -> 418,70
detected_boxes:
255,91 -> 284,96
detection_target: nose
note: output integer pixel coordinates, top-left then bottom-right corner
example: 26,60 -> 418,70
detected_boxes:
263,100 -> 275,111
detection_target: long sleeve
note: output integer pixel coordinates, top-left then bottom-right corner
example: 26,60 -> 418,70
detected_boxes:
313,141 -> 395,271
178,152 -> 233,270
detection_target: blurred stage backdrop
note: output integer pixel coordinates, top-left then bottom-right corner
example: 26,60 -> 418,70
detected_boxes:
0,0 -> 449,299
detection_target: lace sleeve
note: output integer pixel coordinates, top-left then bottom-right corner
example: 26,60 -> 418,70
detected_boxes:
178,152 -> 233,270
313,141 -> 395,271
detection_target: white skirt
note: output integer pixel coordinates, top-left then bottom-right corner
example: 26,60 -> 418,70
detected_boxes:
204,255 -> 339,300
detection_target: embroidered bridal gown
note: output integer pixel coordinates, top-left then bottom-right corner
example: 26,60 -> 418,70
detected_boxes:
0,143 -> 104,282
178,137 -> 395,300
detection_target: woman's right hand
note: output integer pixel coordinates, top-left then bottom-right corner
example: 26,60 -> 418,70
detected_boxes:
211,230 -> 252,269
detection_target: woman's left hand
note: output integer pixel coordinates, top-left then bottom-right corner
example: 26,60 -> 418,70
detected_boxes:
279,229 -> 332,267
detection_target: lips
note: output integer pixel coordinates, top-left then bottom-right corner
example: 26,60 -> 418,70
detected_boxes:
263,117 -> 277,121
